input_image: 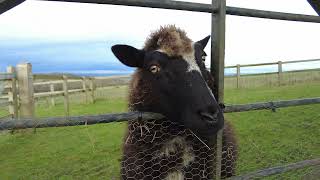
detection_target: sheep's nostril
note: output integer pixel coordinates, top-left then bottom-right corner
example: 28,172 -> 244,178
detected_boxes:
200,112 -> 214,120
199,111 -> 217,123
213,111 -> 218,119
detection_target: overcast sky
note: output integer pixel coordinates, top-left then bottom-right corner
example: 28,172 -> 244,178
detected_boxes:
0,0 -> 319,73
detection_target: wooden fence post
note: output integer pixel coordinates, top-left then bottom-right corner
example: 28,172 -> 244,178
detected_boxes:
6,66 -> 18,119
50,83 -> 55,106
278,61 -> 283,86
236,64 -> 240,88
16,63 -> 34,119
62,75 -> 70,118
211,0 -> 226,179
89,78 -> 95,103
82,77 -> 88,104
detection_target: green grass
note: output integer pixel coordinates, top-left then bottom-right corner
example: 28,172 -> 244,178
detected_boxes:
36,97 -> 127,118
225,82 -> 320,104
224,83 -> 320,176
0,123 -> 126,179
0,83 -> 319,179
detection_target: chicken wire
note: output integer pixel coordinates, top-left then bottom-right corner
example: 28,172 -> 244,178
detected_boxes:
117,114 -> 319,179
120,118 -> 237,179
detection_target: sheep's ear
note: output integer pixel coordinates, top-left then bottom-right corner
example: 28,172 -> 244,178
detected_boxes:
111,45 -> 145,68
196,35 -> 211,49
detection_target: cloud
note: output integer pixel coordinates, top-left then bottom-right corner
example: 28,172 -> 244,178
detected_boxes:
0,0 -> 319,73
0,39 -> 138,72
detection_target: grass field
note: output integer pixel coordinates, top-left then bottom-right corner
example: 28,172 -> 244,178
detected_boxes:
0,82 -> 319,179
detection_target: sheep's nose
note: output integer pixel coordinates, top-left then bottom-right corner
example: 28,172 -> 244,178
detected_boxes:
199,106 -> 219,124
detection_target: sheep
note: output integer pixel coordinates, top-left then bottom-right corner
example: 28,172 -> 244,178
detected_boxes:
111,25 -> 237,179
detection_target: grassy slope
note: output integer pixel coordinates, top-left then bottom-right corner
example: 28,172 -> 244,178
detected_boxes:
0,84 -> 319,179
224,83 -> 320,175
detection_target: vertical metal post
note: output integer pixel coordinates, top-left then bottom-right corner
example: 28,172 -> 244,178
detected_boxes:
211,0 -> 226,179
278,61 -> 283,86
7,66 -> 18,118
236,64 -> 240,88
211,0 -> 226,102
16,63 -> 35,119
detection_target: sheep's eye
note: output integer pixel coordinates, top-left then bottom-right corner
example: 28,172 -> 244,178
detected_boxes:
201,55 -> 206,61
150,65 -> 160,73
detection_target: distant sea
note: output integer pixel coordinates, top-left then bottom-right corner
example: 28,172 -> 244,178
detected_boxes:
57,61 -> 320,77
63,70 -> 134,77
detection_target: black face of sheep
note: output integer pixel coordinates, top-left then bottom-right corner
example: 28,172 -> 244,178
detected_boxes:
111,36 -> 224,137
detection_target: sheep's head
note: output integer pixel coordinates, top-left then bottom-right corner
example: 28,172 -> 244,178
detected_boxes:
111,25 -> 224,137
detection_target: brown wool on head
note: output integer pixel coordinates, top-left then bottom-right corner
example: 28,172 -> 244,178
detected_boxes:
144,25 -> 193,57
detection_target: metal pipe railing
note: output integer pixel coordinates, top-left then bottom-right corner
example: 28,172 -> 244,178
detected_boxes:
42,0 -> 320,23
1,97 -> 320,130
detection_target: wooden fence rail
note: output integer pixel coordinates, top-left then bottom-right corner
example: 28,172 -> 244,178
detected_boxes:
0,64 -> 100,121
33,79 -> 82,86
6,66 -> 18,118
1,73 -> 97,107
34,91 -> 64,98
0,101 -> 10,107
225,58 -> 320,88
33,74 -> 83,80
33,75 -> 96,116
32,78 -> 96,103
0,73 -> 15,80
0,70 -> 18,118
225,58 -> 320,68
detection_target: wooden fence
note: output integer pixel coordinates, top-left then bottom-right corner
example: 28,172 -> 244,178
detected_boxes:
0,63 -> 114,119
33,76 -> 96,105
0,66 -> 18,119
225,58 -> 320,88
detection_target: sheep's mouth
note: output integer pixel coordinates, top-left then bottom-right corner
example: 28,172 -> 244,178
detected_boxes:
183,110 -> 224,138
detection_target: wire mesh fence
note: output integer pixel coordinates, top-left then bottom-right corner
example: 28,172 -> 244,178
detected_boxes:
120,118 -> 238,179
0,66 -> 320,179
